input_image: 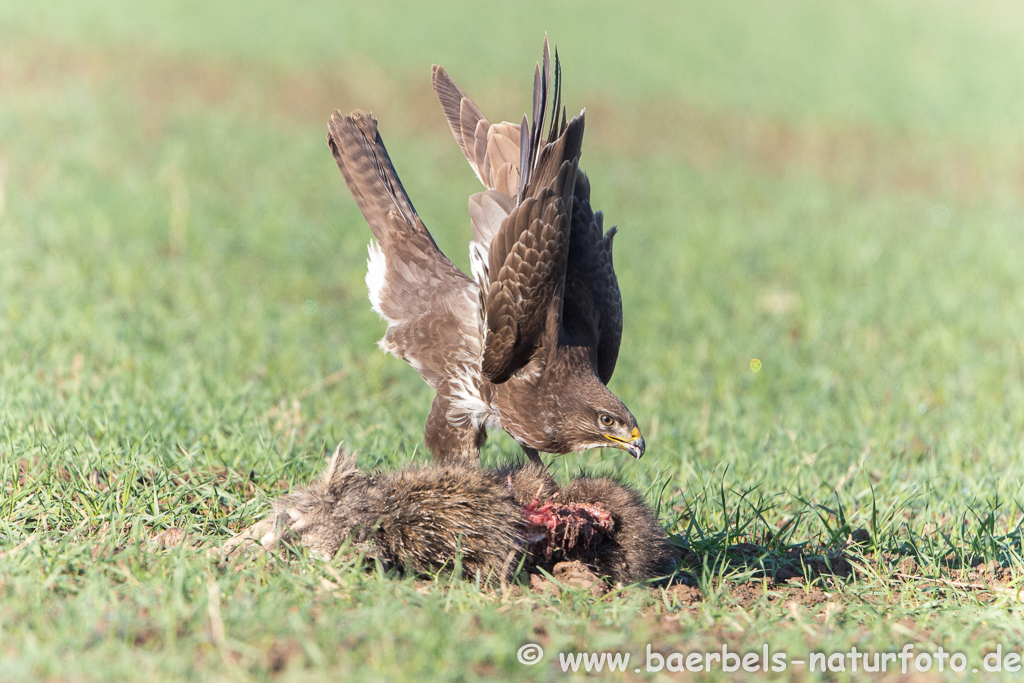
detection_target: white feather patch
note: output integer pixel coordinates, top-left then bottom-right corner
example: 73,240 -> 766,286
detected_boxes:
468,241 -> 490,288
365,240 -> 391,322
467,243 -> 490,344
447,362 -> 499,430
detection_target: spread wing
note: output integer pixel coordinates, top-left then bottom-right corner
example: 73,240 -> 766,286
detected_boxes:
327,110 -> 482,390
432,38 -> 624,383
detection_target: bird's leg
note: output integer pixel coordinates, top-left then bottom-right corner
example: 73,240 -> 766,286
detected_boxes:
425,393 -> 485,465
522,447 -> 545,467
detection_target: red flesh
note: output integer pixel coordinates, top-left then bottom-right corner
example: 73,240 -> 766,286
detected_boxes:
522,498 -> 614,559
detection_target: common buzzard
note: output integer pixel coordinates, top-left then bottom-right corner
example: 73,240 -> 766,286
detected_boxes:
327,39 -> 644,466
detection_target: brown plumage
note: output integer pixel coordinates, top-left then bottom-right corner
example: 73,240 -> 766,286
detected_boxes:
327,38 -> 643,466
228,446 -> 675,586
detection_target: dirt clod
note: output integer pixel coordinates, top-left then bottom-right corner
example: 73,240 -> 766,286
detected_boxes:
665,583 -> 703,605
152,527 -> 187,548
552,560 -> 608,596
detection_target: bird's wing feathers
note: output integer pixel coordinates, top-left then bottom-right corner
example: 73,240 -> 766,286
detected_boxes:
486,123 -> 522,198
480,156 -> 577,383
468,190 -> 514,254
432,64 -> 523,199
432,41 -> 622,385
328,110 -> 481,389
430,38 -> 625,385
327,110 -> 426,242
564,172 -> 623,383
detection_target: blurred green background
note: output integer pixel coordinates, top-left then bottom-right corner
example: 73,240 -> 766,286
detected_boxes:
3,1 -> 1024,680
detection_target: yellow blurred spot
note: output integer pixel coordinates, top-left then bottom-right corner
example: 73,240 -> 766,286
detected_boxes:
750,358 -> 762,373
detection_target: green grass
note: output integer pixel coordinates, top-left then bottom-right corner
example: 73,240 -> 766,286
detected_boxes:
3,0 -> 1024,680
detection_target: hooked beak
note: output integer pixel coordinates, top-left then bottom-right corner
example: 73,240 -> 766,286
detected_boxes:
604,427 -> 646,460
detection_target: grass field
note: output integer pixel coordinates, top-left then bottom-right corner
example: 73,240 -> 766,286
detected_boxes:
3,1 -> 1024,680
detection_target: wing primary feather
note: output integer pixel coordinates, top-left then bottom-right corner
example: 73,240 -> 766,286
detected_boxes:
542,35 -> 551,94
517,113 -> 530,203
532,42 -> 550,179
530,62 -> 543,178
547,49 -> 562,144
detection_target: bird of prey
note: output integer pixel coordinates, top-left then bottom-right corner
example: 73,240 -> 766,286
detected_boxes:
327,39 -> 644,466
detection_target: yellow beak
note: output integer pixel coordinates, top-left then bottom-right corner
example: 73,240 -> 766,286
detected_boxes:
604,428 -> 646,459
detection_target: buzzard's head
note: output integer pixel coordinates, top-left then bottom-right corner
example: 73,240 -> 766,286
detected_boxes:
561,389 -> 645,459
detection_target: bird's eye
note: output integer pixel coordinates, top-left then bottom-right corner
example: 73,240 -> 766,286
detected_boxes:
599,414 -> 614,427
